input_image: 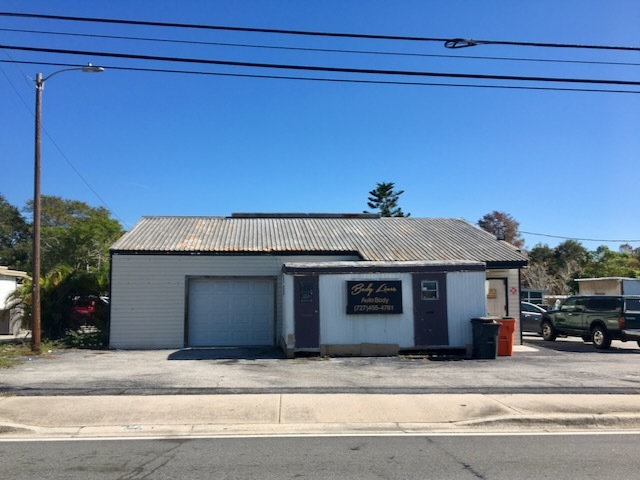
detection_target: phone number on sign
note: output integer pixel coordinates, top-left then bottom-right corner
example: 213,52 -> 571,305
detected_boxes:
353,305 -> 396,312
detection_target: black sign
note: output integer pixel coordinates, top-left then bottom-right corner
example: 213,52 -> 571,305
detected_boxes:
346,281 -> 403,315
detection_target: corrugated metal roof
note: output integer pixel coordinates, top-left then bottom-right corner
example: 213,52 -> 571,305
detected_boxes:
110,216 -> 528,265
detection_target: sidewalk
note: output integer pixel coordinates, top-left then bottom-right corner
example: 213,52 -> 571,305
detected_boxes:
2,393 -> 640,438
2,340 -> 640,438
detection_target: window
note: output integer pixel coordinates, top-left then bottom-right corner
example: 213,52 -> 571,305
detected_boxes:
560,297 -> 577,311
587,297 -> 622,312
299,281 -> 313,303
421,280 -> 439,300
626,299 -> 640,312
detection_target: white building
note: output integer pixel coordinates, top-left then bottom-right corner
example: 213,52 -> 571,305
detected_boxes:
0,266 -> 28,335
576,277 -> 640,296
109,214 -> 527,355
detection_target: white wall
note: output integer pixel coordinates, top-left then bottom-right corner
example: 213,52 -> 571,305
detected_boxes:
578,279 -> 640,296
0,275 -> 20,309
446,271 -> 487,347
110,254 -> 356,349
320,272 -> 415,348
283,270 -> 486,350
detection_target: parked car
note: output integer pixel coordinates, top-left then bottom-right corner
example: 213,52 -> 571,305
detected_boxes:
520,301 -> 546,334
540,295 -> 640,349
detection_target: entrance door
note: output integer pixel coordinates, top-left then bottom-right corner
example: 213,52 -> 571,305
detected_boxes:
294,275 -> 320,348
412,273 -> 449,346
486,278 -> 507,317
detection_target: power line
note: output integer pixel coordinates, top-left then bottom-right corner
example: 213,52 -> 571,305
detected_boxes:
444,38 -> 640,52
519,231 -> 640,244
0,57 -> 129,229
3,27 -> 640,68
2,44 -> 640,88
2,11 -> 640,52
0,11 -> 450,42
3,59 -> 639,95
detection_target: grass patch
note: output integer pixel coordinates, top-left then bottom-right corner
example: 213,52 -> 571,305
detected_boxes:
0,339 -> 66,369
0,342 -> 32,369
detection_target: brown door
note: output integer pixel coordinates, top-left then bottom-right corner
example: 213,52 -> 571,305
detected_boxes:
294,275 -> 320,348
413,272 -> 449,346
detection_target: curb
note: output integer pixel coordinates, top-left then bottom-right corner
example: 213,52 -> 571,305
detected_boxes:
460,413 -> 640,430
3,415 -> 640,439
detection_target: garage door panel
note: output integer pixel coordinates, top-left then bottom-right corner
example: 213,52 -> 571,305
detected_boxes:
188,278 -> 274,347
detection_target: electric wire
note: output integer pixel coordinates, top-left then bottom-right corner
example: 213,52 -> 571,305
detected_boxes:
2,60 -> 639,95
2,13 -> 638,235
2,44 -> 640,88
519,231 -> 640,244
2,11 -> 640,52
3,10 -> 640,54
0,12 -> 455,43
3,27 -> 640,68
0,56 -> 128,228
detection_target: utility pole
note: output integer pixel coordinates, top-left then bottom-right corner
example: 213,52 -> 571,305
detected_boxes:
31,73 -> 43,353
30,65 -> 104,353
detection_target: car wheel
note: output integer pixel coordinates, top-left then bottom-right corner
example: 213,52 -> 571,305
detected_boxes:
592,325 -> 611,350
541,321 -> 557,341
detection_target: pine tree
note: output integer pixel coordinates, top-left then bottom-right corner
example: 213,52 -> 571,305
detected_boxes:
365,182 -> 409,217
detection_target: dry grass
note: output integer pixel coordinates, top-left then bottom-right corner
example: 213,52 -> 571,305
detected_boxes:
0,340 -> 64,369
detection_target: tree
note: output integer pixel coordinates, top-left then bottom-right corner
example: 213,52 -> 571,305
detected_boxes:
10,265 -> 110,344
0,194 -> 30,270
553,240 -> 588,271
582,246 -> 640,279
525,240 -> 588,294
522,260 -> 556,291
24,196 -> 124,274
365,182 -> 409,217
477,211 -> 524,248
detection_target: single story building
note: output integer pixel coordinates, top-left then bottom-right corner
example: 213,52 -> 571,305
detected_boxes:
0,266 -> 28,335
109,214 -> 528,354
576,277 -> 640,296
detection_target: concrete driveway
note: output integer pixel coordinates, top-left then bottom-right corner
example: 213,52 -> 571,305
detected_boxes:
2,336 -> 640,396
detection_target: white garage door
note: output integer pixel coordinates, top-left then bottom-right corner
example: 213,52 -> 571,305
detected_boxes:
188,278 -> 275,347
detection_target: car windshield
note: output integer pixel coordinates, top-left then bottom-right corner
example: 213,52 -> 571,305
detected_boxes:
625,299 -> 640,312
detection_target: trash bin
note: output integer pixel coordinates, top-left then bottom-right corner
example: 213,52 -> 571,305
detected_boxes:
497,317 -> 516,356
470,317 -> 500,359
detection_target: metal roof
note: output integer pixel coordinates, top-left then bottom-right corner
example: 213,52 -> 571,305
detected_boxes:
110,216 -> 528,267
0,266 -> 28,278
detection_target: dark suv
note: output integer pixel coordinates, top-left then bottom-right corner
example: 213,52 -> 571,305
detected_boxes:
541,295 -> 640,349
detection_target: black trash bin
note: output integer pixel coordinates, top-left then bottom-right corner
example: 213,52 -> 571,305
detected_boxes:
470,317 -> 500,359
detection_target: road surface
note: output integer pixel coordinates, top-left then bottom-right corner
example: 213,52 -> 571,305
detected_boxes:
2,433 -> 639,479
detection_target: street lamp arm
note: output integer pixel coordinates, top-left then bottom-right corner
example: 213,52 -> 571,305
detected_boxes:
38,63 -> 104,87
30,62 -> 104,353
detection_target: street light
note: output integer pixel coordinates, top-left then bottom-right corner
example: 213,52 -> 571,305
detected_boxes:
31,63 -> 104,353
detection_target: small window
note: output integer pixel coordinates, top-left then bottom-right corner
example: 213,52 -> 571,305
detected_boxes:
299,281 -> 313,303
587,297 -> 622,312
626,299 -> 640,312
421,280 -> 438,300
560,297 -> 577,311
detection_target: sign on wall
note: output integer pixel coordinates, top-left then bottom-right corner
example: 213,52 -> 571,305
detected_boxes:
346,281 -> 403,315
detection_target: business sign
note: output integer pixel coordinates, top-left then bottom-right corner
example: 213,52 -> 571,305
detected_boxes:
346,281 -> 403,315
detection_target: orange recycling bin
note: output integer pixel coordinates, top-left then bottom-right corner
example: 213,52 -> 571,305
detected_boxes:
497,317 -> 516,356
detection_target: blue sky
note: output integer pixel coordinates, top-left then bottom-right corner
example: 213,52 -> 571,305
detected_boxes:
1,1 -> 639,251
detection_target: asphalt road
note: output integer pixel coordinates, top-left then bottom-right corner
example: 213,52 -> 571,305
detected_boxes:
2,433 -> 640,479
1,335 -> 640,395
